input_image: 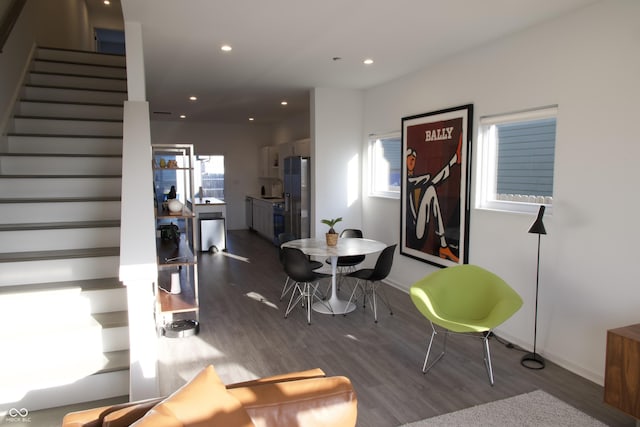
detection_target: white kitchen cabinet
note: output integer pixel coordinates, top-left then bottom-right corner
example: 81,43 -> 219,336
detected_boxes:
251,198 -> 274,242
260,146 -> 279,178
277,138 -> 310,180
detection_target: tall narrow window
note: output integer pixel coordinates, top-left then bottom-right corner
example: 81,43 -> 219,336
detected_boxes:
369,133 -> 401,198
195,155 -> 224,200
477,106 -> 557,213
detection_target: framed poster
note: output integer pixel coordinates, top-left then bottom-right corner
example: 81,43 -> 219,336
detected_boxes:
400,104 -> 473,267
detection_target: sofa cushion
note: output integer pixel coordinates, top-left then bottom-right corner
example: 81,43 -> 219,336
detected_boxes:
228,376 -> 357,427
131,365 -> 254,427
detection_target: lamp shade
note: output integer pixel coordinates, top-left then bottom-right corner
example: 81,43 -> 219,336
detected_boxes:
528,205 -> 547,235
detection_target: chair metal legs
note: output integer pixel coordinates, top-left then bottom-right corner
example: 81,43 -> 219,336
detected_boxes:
420,323 -> 496,385
280,276 -> 293,301
344,279 -> 393,322
482,332 -> 495,385
284,281 -> 324,325
421,323 -> 447,373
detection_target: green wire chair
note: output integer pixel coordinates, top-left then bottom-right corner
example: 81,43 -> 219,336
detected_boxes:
410,264 -> 523,385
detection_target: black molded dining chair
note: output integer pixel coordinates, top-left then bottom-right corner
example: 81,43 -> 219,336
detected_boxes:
282,247 -> 331,325
325,229 -> 366,271
278,232 -> 323,301
344,243 -> 397,323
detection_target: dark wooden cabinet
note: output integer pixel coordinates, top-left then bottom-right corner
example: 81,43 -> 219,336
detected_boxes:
604,323 -> 640,421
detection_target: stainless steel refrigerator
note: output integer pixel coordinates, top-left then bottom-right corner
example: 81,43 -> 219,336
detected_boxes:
284,156 -> 310,239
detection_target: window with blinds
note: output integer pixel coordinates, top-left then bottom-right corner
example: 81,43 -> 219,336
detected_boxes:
477,106 -> 557,213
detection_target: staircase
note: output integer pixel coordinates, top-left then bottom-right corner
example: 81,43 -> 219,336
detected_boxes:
0,47 -> 129,411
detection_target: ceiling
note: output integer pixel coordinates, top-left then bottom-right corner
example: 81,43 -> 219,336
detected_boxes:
118,0 -> 597,125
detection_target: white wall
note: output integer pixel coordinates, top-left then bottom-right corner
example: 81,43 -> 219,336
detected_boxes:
31,0 -> 92,50
311,88 -> 364,237
358,0 -> 640,384
150,121 -> 274,230
273,110 -> 310,146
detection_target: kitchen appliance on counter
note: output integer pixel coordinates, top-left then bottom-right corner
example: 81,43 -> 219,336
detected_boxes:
284,156 -> 310,239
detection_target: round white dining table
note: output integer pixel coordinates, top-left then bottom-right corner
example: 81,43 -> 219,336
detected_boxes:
282,237 -> 386,314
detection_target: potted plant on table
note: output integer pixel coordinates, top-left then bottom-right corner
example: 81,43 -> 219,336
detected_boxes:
321,217 -> 342,246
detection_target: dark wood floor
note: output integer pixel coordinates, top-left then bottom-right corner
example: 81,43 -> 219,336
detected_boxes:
155,230 -> 633,427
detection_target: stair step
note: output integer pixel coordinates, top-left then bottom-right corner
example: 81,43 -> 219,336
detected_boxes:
0,247 -> 120,263
23,85 -> 127,104
0,278 -> 127,313
0,256 -> 120,286
7,134 -> 122,155
36,47 -> 126,67
94,311 -> 129,352
0,277 -> 122,295
0,199 -> 121,224
0,196 -> 121,203
0,223 -> 121,253
93,310 -> 128,329
100,349 -> 130,374
0,176 -> 122,199
0,352 -> 129,412
28,71 -> 127,92
17,99 -> 124,120
0,220 -> 120,231
32,58 -> 127,79
12,116 -> 123,136
0,153 -> 122,175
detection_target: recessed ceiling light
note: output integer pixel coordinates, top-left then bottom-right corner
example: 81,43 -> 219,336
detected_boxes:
281,101 -> 288,106
179,114 -> 186,119
364,58 -> 374,65
103,0 -> 110,5
249,117 -> 255,121
189,96 -> 197,101
221,45 -> 232,52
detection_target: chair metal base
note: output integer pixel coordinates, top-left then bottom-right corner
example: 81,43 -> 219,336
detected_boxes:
343,279 -> 393,322
284,281 -> 326,324
420,323 -> 496,385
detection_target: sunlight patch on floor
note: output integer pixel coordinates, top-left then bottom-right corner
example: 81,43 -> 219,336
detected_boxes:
245,291 -> 279,310
218,251 -> 250,263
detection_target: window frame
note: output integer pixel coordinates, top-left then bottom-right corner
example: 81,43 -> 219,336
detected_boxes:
476,106 -> 557,214
368,132 -> 401,199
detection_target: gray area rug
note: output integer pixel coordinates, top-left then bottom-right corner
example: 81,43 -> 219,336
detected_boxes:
400,390 -> 607,427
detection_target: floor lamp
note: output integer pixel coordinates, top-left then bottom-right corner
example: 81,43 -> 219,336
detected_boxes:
521,205 -> 546,370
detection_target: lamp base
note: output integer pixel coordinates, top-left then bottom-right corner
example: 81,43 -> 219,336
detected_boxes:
521,352 -> 545,370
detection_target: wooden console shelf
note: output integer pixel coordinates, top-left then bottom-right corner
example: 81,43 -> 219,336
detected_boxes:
152,144 -> 199,336
604,323 -> 640,421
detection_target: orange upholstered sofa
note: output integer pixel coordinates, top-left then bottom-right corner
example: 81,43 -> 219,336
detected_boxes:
62,365 -> 357,427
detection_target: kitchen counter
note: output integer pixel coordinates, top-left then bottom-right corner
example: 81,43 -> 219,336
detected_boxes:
191,197 -> 226,206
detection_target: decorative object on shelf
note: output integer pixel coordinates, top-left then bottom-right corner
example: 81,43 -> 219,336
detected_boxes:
167,159 -> 178,168
159,158 -> 166,168
170,272 -> 181,294
167,185 -> 177,199
159,223 -> 180,248
168,198 -> 184,214
521,205 -> 547,370
321,217 -> 342,246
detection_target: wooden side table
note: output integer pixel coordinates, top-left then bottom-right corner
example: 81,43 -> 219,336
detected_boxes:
604,323 -> 640,423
